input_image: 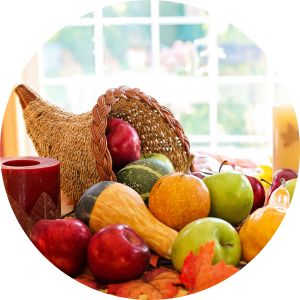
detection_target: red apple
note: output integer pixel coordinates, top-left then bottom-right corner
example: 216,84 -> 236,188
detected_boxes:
30,218 -> 91,277
106,118 -> 141,171
246,175 -> 265,212
87,224 -> 150,283
265,168 -> 298,204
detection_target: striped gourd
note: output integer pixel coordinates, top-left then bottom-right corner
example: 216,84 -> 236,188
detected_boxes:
116,158 -> 173,204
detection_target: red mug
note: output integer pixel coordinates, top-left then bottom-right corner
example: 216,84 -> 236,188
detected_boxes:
1,156 -> 61,235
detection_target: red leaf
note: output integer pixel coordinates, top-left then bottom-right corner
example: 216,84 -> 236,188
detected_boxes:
180,241 -> 239,293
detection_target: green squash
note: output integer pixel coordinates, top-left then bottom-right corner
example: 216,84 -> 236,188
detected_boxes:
116,158 -> 174,204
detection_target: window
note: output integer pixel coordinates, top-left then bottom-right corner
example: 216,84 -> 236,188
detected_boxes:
24,0 -> 290,162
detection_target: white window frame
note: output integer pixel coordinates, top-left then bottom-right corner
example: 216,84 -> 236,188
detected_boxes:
24,0 -> 282,160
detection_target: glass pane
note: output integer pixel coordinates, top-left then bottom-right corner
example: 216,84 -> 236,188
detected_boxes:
81,12 -> 94,18
217,84 -> 269,135
42,85 -> 69,109
274,83 -> 292,105
218,24 -> 267,75
103,0 -> 150,17
103,25 -> 151,74
159,1 -> 208,17
180,103 -> 209,135
43,83 -> 98,113
160,24 -> 208,76
43,26 -> 95,78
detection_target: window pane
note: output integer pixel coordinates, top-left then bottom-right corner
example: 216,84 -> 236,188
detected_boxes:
159,1 -> 208,17
274,83 -> 291,105
43,26 -> 95,78
103,25 -> 151,74
180,103 -> 209,135
81,12 -> 94,18
42,85 -> 69,108
218,25 -> 267,76
43,83 -> 98,113
217,84 -> 269,135
160,24 -> 208,76
103,0 -> 150,17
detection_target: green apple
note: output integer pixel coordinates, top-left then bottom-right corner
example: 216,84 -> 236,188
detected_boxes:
171,217 -> 241,271
141,153 -> 174,173
203,172 -> 253,226
286,178 -> 297,201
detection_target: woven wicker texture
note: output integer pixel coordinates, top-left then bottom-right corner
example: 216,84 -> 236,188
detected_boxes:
15,84 -> 193,204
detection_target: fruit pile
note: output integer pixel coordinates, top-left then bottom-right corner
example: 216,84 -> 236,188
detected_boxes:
29,118 -> 298,299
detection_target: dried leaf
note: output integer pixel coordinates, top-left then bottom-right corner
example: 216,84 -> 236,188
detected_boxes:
107,280 -> 162,299
180,241 -> 239,293
145,268 -> 181,299
29,192 -> 60,222
75,274 -> 98,290
107,267 -> 182,299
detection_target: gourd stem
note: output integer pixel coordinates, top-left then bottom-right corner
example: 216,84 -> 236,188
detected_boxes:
280,178 -> 286,187
184,154 -> 195,174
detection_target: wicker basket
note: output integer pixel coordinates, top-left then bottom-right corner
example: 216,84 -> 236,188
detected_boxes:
15,84 -> 194,204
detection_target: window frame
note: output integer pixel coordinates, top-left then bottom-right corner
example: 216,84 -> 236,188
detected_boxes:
29,0 -> 282,159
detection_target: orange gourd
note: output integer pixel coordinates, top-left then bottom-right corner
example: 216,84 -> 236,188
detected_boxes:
239,178 -> 290,262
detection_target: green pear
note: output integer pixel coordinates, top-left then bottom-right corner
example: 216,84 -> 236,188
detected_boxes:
286,178 -> 297,201
203,172 -> 253,226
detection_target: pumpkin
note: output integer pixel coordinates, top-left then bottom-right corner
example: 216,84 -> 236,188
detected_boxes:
116,158 -> 173,204
75,181 -> 178,259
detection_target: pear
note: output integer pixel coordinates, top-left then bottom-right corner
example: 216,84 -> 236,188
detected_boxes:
286,178 -> 297,201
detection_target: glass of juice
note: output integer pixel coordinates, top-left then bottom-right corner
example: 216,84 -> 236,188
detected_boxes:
273,104 -> 299,173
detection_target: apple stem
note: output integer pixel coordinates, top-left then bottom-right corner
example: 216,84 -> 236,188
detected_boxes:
200,170 -> 215,175
218,160 -> 230,173
260,178 -> 272,186
184,154 -> 195,173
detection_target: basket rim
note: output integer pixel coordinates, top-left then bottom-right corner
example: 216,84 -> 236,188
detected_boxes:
91,86 -> 193,180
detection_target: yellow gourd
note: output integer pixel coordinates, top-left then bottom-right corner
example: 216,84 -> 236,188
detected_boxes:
268,181 -> 290,209
75,181 -> 178,259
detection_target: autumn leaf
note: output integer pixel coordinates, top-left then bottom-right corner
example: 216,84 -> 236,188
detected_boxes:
107,280 -> 162,299
75,274 -> 99,290
29,192 -> 60,223
180,241 -> 239,293
107,267 -> 182,299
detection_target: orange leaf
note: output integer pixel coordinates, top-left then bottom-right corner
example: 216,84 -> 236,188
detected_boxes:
180,241 -> 239,293
149,253 -> 160,267
107,280 -> 162,299
107,267 -> 181,299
